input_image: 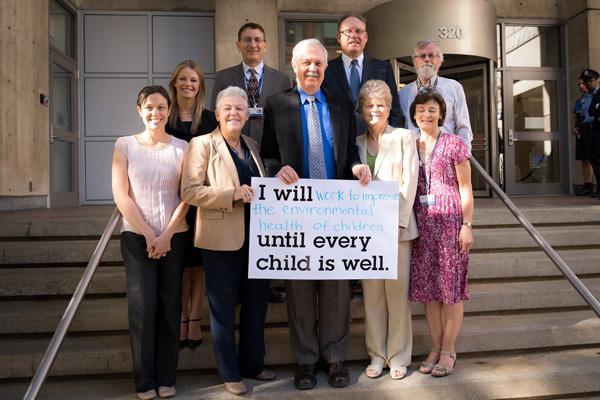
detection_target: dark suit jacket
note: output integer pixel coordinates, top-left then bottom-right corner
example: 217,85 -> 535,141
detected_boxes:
210,63 -> 291,145
260,87 -> 361,179
323,55 -> 404,133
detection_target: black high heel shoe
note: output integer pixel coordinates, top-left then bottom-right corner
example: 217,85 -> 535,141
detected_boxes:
179,320 -> 189,349
187,318 -> 203,349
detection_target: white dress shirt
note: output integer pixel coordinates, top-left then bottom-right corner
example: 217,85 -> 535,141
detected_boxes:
398,75 -> 473,150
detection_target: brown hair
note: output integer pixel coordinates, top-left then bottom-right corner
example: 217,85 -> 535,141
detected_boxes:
136,85 -> 171,108
237,22 -> 266,41
168,59 -> 206,133
409,89 -> 447,127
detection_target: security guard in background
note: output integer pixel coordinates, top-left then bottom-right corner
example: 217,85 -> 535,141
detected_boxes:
581,69 -> 600,198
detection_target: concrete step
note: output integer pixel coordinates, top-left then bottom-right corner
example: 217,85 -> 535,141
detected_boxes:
1,224 -> 600,266
473,225 -> 600,250
0,266 -> 126,297
0,310 -> 597,379
0,239 -> 122,266
2,202 -> 599,238
2,348 -> 600,400
1,248 -> 598,298
3,278 -> 600,335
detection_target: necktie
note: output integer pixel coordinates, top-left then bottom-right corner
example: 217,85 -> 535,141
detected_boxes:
350,59 -> 360,104
306,96 -> 327,179
247,68 -> 259,104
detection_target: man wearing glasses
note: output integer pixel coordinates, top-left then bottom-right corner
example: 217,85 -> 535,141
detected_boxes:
399,40 -> 472,150
211,22 -> 291,146
211,22 -> 291,304
323,14 -> 404,134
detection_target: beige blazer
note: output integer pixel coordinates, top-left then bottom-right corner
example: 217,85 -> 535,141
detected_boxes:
356,125 -> 419,241
181,128 -> 266,251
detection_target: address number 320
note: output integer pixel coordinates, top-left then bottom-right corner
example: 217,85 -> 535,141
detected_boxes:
438,26 -> 463,39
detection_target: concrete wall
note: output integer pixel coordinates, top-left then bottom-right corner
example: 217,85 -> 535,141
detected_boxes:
214,0 -> 279,70
0,0 -> 49,205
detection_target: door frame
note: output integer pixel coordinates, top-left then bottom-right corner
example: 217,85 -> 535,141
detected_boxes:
503,69 -> 568,195
49,48 -> 79,207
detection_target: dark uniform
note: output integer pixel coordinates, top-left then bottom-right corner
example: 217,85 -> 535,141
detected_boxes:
581,69 -> 600,197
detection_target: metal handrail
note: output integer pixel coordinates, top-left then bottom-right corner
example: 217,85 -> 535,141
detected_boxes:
471,158 -> 600,318
23,207 -> 121,400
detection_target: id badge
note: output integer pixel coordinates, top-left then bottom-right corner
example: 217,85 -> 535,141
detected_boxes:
419,194 -> 436,206
249,106 -> 263,118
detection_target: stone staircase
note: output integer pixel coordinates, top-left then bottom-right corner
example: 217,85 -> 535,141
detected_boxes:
0,197 -> 600,399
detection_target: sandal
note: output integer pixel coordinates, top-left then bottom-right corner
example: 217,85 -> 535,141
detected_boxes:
389,366 -> 407,380
431,350 -> 456,377
187,318 -> 203,349
365,362 -> 384,379
419,348 -> 440,374
179,320 -> 189,349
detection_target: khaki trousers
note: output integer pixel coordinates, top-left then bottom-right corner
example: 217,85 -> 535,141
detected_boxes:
362,240 -> 412,368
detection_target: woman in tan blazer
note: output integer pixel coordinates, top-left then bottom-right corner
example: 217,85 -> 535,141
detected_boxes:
356,80 -> 419,380
181,86 -> 274,396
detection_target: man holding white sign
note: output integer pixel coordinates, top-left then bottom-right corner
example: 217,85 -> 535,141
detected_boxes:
260,38 -> 371,390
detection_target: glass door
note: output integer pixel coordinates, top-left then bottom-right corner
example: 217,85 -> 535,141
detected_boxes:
503,70 -> 567,194
50,52 -> 79,206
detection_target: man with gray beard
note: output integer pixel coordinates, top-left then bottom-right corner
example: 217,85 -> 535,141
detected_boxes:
398,40 -> 472,150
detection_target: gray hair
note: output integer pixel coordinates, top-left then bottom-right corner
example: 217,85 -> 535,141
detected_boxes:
412,40 -> 444,63
215,86 -> 249,110
291,38 -> 328,68
358,79 -> 392,111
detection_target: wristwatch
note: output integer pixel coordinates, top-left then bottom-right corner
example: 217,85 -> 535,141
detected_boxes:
462,221 -> 473,228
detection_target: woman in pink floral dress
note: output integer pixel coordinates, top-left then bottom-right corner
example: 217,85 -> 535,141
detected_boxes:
408,89 -> 474,378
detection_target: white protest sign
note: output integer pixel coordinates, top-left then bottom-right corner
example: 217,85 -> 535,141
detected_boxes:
248,177 -> 399,280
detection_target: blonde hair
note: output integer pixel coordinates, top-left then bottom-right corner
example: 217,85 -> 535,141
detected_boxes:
358,79 -> 392,111
168,59 -> 206,133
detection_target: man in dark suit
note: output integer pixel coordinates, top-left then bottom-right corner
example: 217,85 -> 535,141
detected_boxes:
323,14 -> 404,134
210,22 -> 291,146
211,22 -> 291,304
261,38 -> 371,391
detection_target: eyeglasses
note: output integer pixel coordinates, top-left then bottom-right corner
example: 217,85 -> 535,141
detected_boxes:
414,53 -> 440,60
339,28 -> 366,38
240,37 -> 265,45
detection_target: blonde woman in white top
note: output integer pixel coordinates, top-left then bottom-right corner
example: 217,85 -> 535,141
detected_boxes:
356,80 -> 419,380
112,85 -> 188,400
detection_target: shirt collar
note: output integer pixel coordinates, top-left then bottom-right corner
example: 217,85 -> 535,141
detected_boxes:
416,74 -> 439,89
341,52 -> 364,69
243,62 -> 264,77
298,86 -> 325,105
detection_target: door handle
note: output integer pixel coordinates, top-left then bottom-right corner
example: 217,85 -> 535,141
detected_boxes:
508,129 -> 517,146
50,124 -> 56,144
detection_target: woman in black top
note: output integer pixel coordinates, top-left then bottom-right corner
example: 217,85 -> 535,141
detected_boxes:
167,59 -> 218,349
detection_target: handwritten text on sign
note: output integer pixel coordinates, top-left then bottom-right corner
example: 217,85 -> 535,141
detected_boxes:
248,178 -> 399,280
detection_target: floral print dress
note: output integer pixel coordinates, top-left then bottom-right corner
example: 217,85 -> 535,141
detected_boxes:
409,133 -> 471,304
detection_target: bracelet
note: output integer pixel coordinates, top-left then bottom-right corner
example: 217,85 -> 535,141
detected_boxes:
462,221 -> 472,228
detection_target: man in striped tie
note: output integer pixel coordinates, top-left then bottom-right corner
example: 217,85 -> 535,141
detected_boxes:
261,38 -> 371,391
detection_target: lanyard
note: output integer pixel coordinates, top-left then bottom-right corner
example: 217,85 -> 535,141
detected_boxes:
417,132 -> 441,194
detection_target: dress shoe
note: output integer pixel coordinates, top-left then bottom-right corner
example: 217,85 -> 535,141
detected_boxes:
268,288 -> 286,303
431,350 -> 457,378
136,389 -> 157,400
224,381 -> 247,396
294,364 -> 316,390
251,369 -> 276,381
389,366 -> 407,380
157,386 -> 176,399
576,183 -> 593,196
327,361 -> 350,388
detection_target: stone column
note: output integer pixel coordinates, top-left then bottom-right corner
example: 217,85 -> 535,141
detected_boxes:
0,0 -> 49,209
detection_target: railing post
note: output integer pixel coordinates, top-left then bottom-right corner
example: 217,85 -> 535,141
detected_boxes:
23,208 -> 121,400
